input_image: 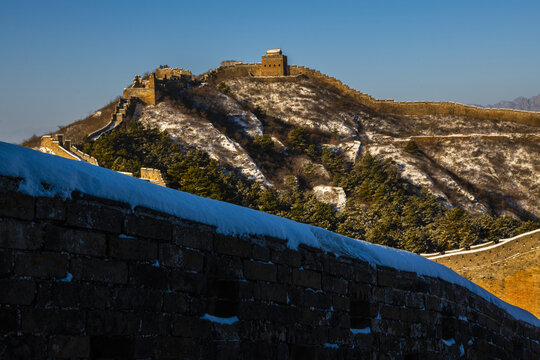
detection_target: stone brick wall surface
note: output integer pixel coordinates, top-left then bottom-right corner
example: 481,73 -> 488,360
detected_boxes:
0,174 -> 539,359
430,231 -> 540,319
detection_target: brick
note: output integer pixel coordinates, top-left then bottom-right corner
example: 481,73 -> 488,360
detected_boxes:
322,275 -> 348,295
36,282 -> 114,310
214,234 -> 252,258
124,213 -> 171,240
159,243 -> 204,271
0,191 -> 35,220
89,336 -> 135,358
108,234 -> 157,261
0,308 -> 18,332
163,292 -> 189,314
66,200 -> 124,233
303,291 -> 332,309
292,269 -> 321,289
171,315 -> 212,338
15,252 -> 68,278
332,295 -> 349,311
35,197 -> 66,221
0,279 -> 36,304
272,248 -> 301,267
243,260 -> 277,282
86,311 -> 138,336
49,336 -> 90,358
71,257 -> 127,283
22,308 -> 85,334
173,224 -> 214,251
0,249 -> 12,275
113,287 -> 163,311
0,219 -> 43,250
277,264 -> 292,283
43,224 -> 106,256
252,244 -> 270,261
254,282 -> 288,304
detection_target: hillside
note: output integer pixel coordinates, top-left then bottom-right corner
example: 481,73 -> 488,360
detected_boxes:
23,57 -> 540,253
485,94 -> 540,112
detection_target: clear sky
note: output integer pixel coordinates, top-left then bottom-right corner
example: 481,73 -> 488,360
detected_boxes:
1,0 -> 539,143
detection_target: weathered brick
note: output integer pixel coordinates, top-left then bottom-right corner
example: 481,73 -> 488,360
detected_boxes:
252,244 -> 270,261
71,257 -> 127,283
214,234 -> 252,258
35,197 -> 66,221
254,282 -> 288,304
0,191 -> 35,220
43,224 -> 106,256
277,264 -> 292,283
0,308 -> 18,332
292,269 -> 321,289
322,275 -> 348,295
0,219 -> 43,250
332,295 -> 349,311
14,252 -> 68,278
108,234 -> 157,261
49,336 -> 90,358
36,282 -> 114,309
159,243 -> 204,271
303,291 -> 332,309
113,287 -> 163,311
86,311 -> 138,335
272,248 -> 301,267
243,260 -> 277,282
124,213 -> 171,240
22,308 -> 85,334
0,249 -> 12,275
173,224 -> 214,251
171,315 -> 212,338
163,292 -> 189,314
0,279 -> 36,304
66,200 -> 124,233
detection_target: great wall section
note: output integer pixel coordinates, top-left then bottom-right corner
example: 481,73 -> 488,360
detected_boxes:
424,230 -> 540,319
202,49 -> 540,128
0,143 -> 539,359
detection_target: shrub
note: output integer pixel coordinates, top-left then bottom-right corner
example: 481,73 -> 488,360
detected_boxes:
404,140 -> 420,154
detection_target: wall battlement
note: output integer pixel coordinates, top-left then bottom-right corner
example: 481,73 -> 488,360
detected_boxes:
0,172 -> 538,358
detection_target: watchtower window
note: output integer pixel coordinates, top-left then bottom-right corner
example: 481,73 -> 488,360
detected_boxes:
205,279 -> 240,318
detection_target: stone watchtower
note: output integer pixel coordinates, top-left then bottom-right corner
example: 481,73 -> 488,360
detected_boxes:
260,48 -> 287,76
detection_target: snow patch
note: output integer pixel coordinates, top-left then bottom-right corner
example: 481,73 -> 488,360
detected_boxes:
200,314 -> 239,325
350,327 -> 371,335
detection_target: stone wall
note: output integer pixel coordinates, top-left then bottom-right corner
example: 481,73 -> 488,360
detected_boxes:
286,65 -> 540,127
140,168 -> 167,187
201,62 -> 540,127
0,174 -> 538,359
39,136 -> 81,162
426,230 -> 540,319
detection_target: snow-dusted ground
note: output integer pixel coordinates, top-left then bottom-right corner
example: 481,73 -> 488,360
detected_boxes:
1,142 -> 538,327
225,78 -> 359,138
313,185 -> 347,212
137,103 -> 268,184
357,114 -> 540,217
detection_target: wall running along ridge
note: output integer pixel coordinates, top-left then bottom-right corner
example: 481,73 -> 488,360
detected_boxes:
0,172 -> 539,358
202,63 -> 540,127
425,230 -> 540,319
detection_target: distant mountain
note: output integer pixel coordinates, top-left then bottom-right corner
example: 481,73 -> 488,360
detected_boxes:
485,95 -> 540,112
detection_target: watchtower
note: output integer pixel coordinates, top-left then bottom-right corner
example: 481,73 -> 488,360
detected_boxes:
260,48 -> 287,76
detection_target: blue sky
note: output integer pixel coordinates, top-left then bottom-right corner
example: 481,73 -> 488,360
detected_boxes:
1,0 -> 539,143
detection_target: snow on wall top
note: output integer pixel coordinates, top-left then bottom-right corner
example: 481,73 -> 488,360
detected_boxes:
0,142 -> 538,327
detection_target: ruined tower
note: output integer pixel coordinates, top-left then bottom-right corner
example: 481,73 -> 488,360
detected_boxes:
260,48 -> 287,76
